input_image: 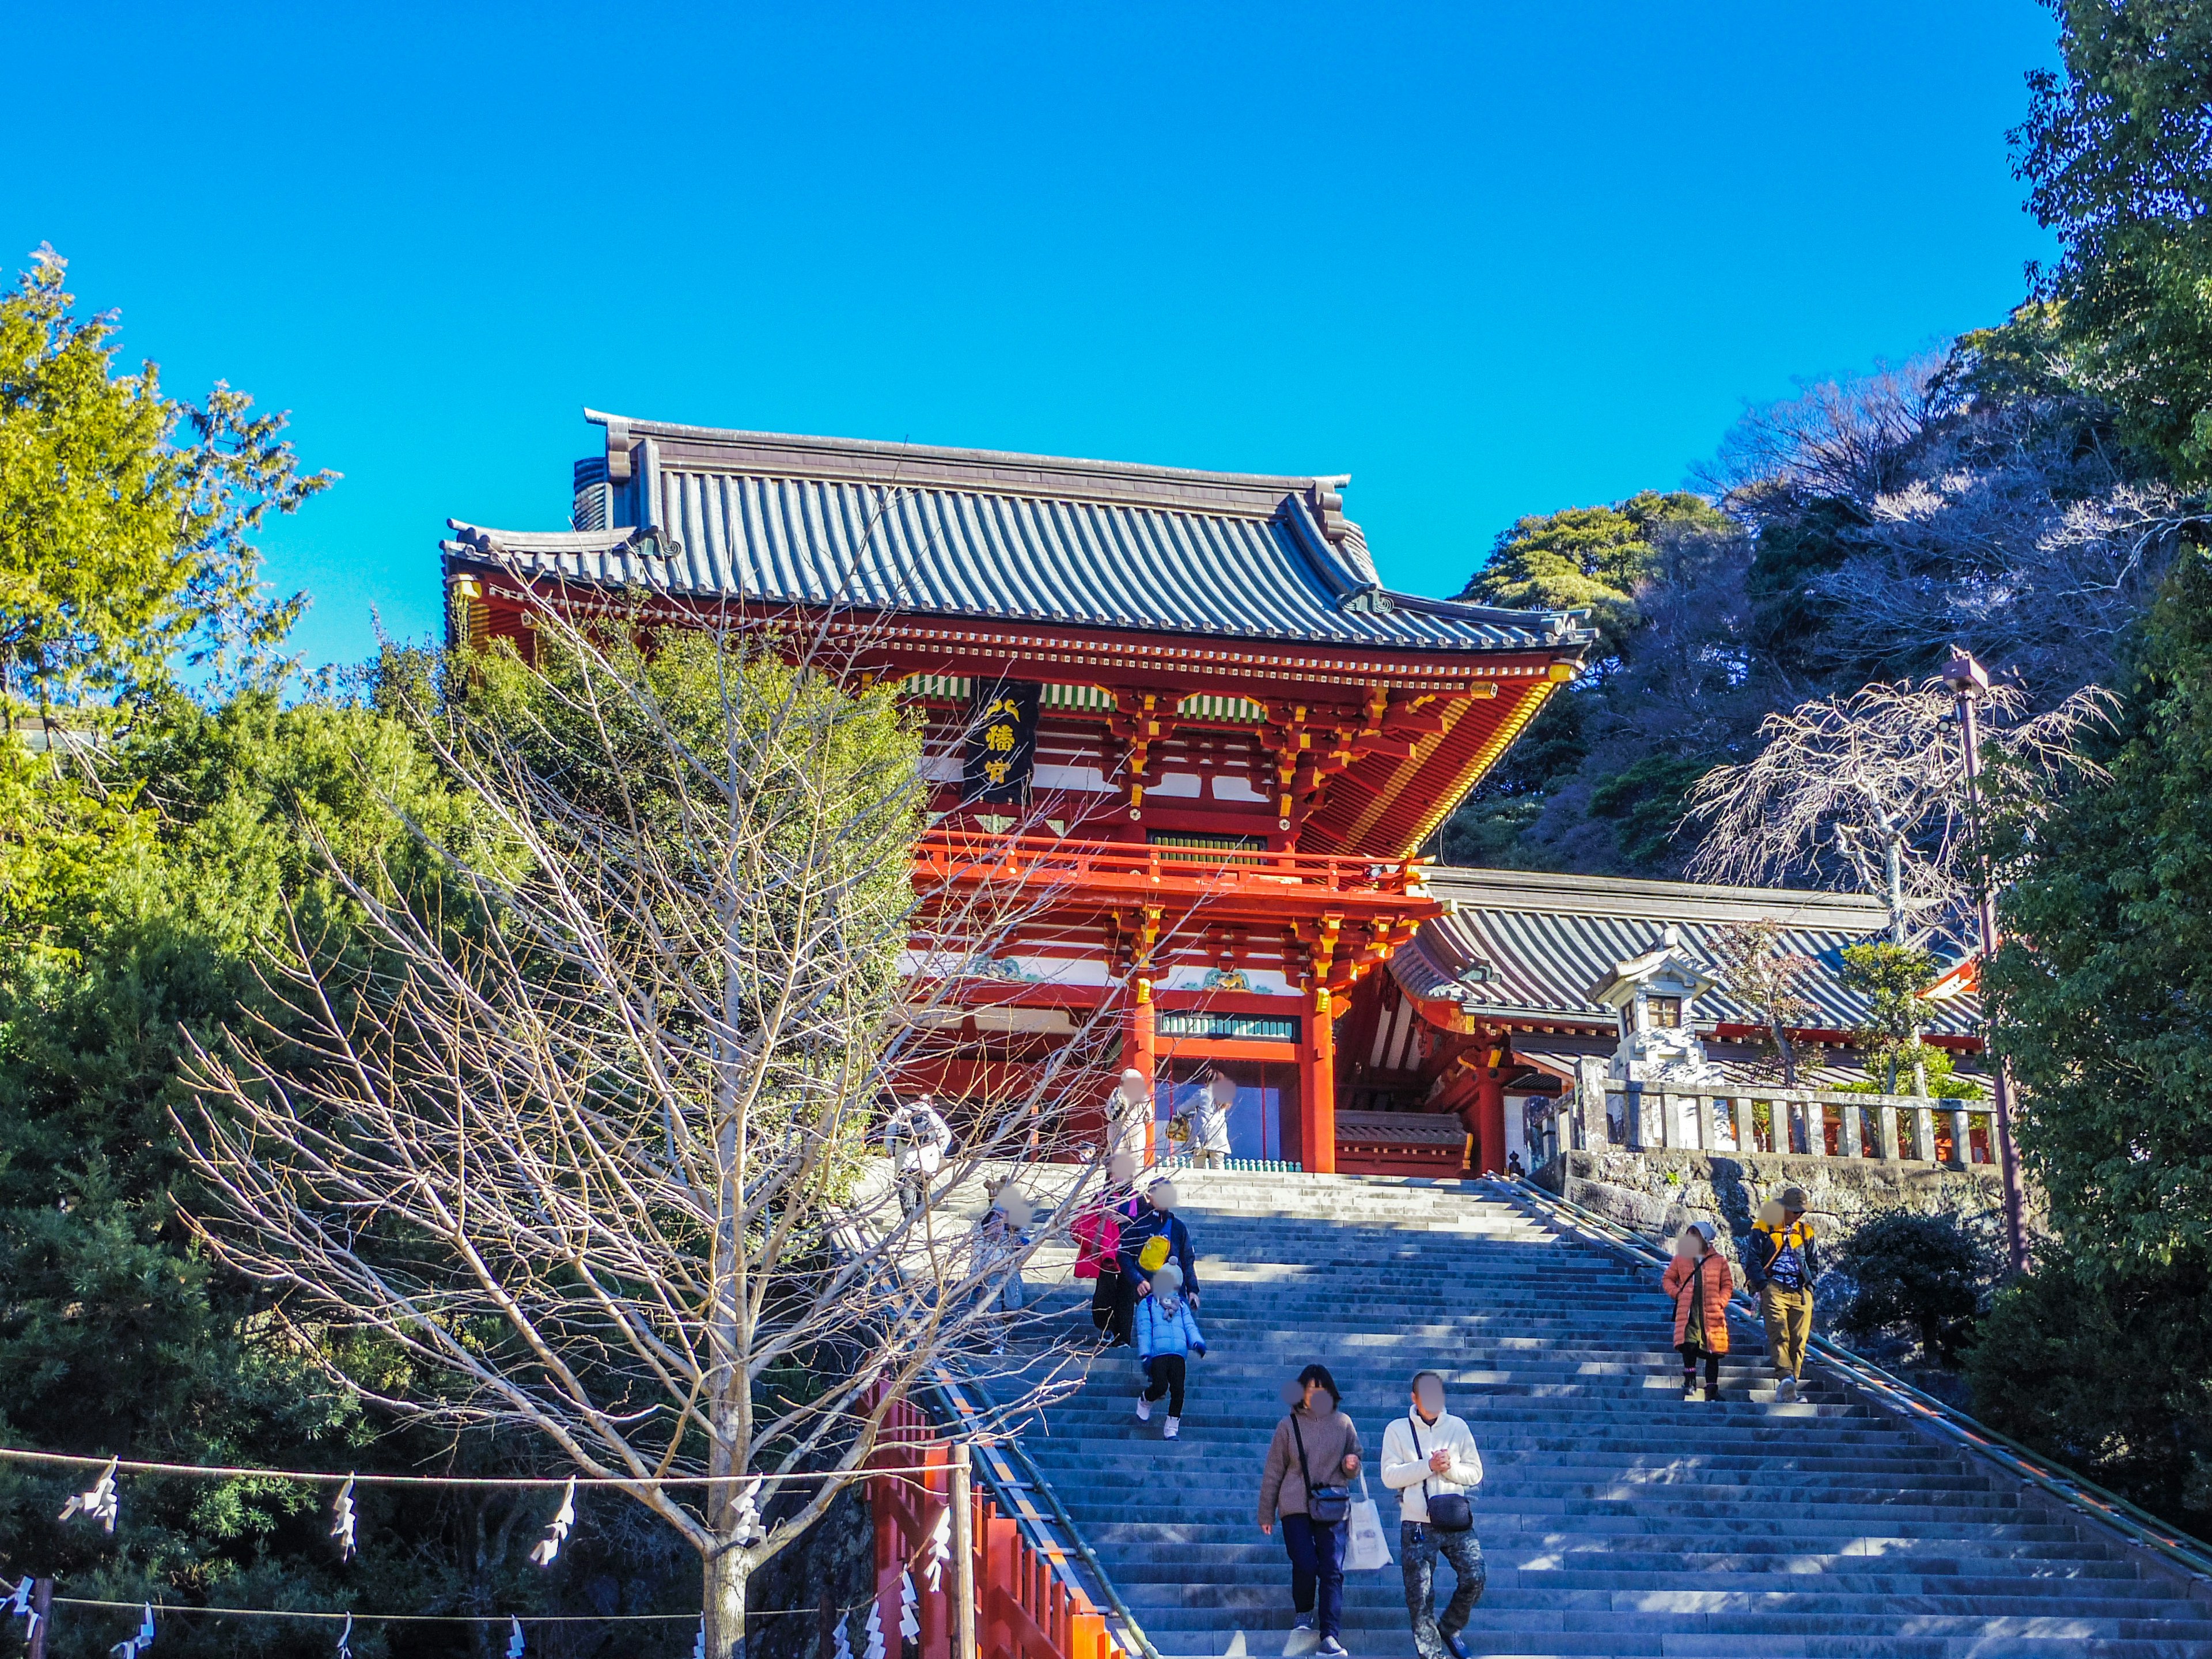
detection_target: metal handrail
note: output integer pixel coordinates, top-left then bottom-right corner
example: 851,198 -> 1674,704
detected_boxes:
1482,1176 -> 2212,1584
917,1365 -> 1165,1659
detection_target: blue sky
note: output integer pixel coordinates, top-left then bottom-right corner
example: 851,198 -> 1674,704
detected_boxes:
13,2 -> 2057,671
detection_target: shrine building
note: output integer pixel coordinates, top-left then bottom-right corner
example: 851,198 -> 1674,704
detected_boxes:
440,412 -> 1982,1177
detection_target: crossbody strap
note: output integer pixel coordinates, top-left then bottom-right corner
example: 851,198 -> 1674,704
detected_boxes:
1408,1411 -> 1431,1499
1288,1411 -> 1317,1497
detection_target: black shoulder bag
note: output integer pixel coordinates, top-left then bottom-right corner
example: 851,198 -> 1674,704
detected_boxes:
1408,1412 -> 1474,1532
1288,1412 -> 1351,1525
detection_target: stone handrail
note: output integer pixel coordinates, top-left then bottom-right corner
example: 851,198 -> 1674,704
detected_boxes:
1545,1056 -> 2000,1170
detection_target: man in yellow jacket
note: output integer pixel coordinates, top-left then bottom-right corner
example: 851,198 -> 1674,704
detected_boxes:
1745,1187 -> 1820,1400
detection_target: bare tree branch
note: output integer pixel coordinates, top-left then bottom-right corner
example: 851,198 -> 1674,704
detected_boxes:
171,590 -> 1115,1657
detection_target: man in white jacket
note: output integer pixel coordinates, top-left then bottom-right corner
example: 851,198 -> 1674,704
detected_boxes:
1379,1371 -> 1486,1659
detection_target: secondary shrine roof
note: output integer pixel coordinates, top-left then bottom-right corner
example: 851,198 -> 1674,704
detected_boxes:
1392,866 -> 1983,1039
441,412 -> 1592,656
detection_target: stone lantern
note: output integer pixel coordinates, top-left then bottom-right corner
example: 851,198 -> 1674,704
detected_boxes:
1587,925 -> 1724,1086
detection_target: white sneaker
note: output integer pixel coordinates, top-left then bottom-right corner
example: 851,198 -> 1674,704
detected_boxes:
1292,1618 -> 1315,1634
1778,1376 -> 1798,1401
1135,1396 -> 1152,1422
1164,1416 -> 1181,1439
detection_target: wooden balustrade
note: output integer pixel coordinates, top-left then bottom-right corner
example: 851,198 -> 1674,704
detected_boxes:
1544,1058 -> 1998,1171
914,830 -> 1430,901
869,1389 -> 1121,1659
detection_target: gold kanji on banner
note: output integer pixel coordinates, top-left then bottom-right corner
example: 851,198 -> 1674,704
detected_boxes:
963,681 -> 1040,809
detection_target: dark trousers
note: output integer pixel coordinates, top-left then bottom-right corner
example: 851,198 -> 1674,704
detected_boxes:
1141,1354 -> 1186,1415
1090,1267 -> 1122,1335
1400,1522 -> 1485,1659
1107,1267 -> 1138,1347
1280,1513 -> 1346,1639
1679,1341 -> 1720,1393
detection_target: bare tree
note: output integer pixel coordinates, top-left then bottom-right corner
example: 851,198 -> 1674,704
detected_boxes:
1683,675 -> 2112,953
1706,919 -> 1815,1087
173,594 -> 1116,1658
1700,358 -> 1946,509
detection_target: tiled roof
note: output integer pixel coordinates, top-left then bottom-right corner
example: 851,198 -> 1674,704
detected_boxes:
441,413 -> 1592,656
1393,866 -> 1981,1039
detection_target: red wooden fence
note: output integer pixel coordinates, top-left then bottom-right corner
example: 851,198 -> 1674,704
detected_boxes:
870,1391 -> 1122,1659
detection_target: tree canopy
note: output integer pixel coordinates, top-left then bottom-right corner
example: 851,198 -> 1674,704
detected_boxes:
0,247 -> 331,713
2016,0 -> 2212,483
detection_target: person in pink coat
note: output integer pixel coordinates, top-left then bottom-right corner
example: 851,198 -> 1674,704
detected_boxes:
1071,1153 -> 1141,1342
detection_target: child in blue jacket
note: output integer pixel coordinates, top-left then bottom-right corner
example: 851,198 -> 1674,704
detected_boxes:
1134,1262 -> 1206,1440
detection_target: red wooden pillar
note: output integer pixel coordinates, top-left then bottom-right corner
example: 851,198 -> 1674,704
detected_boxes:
1302,986 -> 1338,1174
1474,1040 -> 1506,1175
1123,982 -> 1159,1159
1124,976 -> 1157,1164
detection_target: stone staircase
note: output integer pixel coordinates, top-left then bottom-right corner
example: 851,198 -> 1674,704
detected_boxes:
1007,1171 -> 2212,1659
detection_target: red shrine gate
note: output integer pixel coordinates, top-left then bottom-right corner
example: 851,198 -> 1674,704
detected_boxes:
443,415 -> 1592,1173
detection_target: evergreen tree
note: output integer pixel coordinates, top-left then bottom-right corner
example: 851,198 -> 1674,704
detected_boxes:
2015,0 -> 2212,483
1971,548 -> 2212,1525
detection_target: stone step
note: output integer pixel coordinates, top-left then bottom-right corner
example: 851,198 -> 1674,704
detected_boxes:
986,1174 -> 2200,1658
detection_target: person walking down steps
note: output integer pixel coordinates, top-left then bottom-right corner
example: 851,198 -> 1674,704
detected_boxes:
1661,1219 -> 1733,1402
1116,1178 -> 1200,1347
1133,1262 -> 1205,1439
1381,1371 -> 1485,1659
1259,1365 -> 1362,1658
1072,1152 -> 1141,1343
883,1094 -> 952,1217
1188,1071 -> 1234,1169
1745,1187 -> 1820,1400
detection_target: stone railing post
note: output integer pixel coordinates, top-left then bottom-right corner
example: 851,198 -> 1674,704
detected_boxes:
1877,1101 -> 1900,1161
1949,1104 -> 1972,1168
1733,1096 -> 1758,1155
1911,1104 -> 1937,1163
1624,1082 -> 1646,1152
1695,1093 -> 1720,1151
1575,1059 -> 1611,1153
1839,1100 -> 1864,1160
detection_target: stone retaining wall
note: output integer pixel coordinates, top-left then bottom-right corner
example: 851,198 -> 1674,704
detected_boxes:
1542,1147 -> 2024,1264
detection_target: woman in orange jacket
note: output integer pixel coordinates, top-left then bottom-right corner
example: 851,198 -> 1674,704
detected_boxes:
1661,1220 -> 1733,1402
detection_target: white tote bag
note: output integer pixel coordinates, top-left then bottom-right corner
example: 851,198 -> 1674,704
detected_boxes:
1344,1472 -> 1392,1571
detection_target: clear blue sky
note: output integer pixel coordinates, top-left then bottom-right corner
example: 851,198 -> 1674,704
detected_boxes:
13,1 -> 2058,672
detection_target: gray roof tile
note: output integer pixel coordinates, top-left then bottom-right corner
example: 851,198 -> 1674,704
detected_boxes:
442,415 -> 1592,656
1395,866 -> 1980,1038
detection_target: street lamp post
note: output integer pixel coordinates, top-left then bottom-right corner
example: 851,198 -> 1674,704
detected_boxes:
1941,649 -> 2029,1274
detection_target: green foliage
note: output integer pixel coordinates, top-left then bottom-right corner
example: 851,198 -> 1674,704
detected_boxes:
1586,753 -> 1708,868
1741,496 -> 1863,677
0,248 -> 332,708
1968,550 -> 2212,1528
2016,0 -> 2212,482
0,691 -> 493,1647
1459,490 -> 1727,665
1986,551 -> 2212,1270
1834,1210 -> 1998,1367
1967,1252 -> 2212,1522
1839,942 -> 1943,1092
1837,1047 -> 1984,1100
